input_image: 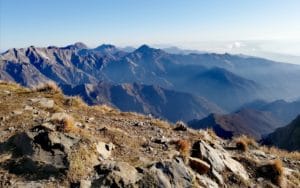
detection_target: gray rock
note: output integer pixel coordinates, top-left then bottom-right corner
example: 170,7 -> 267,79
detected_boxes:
93,161 -> 141,187
196,175 -> 219,188
212,169 -> 224,185
96,142 -> 115,160
145,157 -> 194,188
2,124 -> 80,178
193,140 -> 225,172
193,140 -> 249,181
223,153 -> 249,181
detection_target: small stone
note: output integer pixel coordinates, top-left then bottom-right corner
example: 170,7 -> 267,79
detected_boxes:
3,90 -> 10,94
257,177 -> 264,182
152,136 -> 169,144
80,180 -> 92,188
12,110 -> 23,115
134,122 -> 144,126
24,105 -> 34,111
86,117 -> 95,123
7,127 -> 15,131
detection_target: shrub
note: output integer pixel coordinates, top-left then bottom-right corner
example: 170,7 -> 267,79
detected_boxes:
174,139 -> 191,157
34,81 -> 61,93
51,114 -> 76,133
236,139 -> 248,152
257,159 -> 284,186
234,135 -> 258,151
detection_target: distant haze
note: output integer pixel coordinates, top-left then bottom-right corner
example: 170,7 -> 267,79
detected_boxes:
1,0 -> 300,63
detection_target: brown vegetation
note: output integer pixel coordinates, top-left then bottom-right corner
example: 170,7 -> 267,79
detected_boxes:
257,159 -> 284,186
173,139 -> 191,157
51,115 -> 76,133
34,81 -> 62,93
260,146 -> 300,160
234,135 -> 258,151
67,143 -> 98,183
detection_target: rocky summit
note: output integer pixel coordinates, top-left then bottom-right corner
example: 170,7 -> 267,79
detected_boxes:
0,81 -> 299,188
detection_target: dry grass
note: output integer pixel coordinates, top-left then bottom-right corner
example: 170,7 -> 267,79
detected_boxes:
173,139 -> 191,157
206,128 -> 218,140
64,96 -> 87,108
258,159 -> 284,186
67,143 -> 98,183
91,104 -> 116,114
51,115 -> 77,133
260,146 -> 300,160
271,159 -> 284,186
33,81 -> 61,93
234,135 -> 258,151
151,119 -> 171,130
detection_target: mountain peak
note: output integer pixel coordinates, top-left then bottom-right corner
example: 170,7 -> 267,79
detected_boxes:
63,42 -> 88,50
134,45 -> 165,56
135,44 -> 155,52
94,44 -> 117,53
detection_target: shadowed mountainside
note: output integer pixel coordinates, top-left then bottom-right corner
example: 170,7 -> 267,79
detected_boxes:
61,82 -> 224,122
263,115 -> 300,151
188,109 -> 283,140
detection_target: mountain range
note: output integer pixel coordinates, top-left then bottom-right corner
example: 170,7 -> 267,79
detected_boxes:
1,42 -> 300,136
61,82 -> 224,122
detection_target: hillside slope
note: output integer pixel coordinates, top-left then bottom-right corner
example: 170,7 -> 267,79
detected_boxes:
0,81 -> 299,187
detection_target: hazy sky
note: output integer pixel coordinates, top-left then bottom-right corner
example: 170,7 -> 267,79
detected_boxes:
1,0 -> 300,56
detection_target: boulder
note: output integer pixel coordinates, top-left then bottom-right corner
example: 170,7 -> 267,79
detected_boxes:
145,157 -> 194,188
1,124 -> 79,178
192,140 -> 225,172
192,140 -> 249,181
93,161 -> 141,187
223,153 -> 249,181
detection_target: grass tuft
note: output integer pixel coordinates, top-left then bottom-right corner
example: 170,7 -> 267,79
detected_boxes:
33,81 -> 61,93
51,114 -> 76,133
173,139 -> 191,158
234,135 -> 258,151
67,143 -> 98,183
257,159 -> 284,186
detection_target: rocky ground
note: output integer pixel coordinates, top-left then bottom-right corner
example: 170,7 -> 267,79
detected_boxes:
0,81 -> 299,188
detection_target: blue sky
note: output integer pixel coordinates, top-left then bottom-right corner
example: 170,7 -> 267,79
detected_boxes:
1,0 -> 300,56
